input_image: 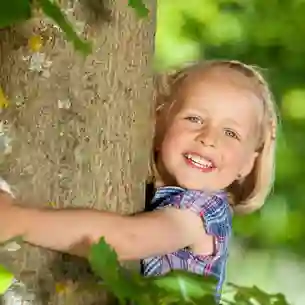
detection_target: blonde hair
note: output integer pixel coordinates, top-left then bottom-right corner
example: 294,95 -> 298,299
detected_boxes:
153,60 -> 278,215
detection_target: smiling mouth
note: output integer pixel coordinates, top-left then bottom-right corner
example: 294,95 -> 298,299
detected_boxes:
184,153 -> 216,172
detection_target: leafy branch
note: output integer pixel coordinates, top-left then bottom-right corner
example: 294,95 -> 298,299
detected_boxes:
128,0 -> 149,18
89,238 -> 292,305
0,237 -> 292,304
0,0 -> 149,55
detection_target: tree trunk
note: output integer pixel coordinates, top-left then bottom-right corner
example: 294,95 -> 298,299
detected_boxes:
0,0 -> 156,304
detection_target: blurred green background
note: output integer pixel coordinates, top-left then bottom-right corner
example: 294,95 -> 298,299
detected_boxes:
155,0 -> 305,304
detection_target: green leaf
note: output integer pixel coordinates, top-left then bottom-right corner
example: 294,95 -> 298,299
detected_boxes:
0,0 -> 32,28
89,237 -> 120,283
150,270 -> 217,301
228,283 -> 285,305
199,294 -> 218,305
249,285 -> 272,304
89,237 -> 146,302
271,293 -> 291,305
0,265 -> 14,295
233,291 -> 252,305
128,0 -> 149,18
36,0 -> 92,55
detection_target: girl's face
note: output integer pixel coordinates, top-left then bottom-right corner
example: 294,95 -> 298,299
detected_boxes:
158,72 -> 262,192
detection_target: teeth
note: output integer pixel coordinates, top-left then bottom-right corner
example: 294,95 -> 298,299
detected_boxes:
185,154 -> 213,168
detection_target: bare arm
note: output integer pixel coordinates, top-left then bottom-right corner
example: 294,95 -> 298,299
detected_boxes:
0,193 -> 210,260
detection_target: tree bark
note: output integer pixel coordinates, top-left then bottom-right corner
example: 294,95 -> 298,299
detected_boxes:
0,0 -> 156,304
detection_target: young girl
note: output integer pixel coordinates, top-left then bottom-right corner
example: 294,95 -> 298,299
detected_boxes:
0,60 -> 277,302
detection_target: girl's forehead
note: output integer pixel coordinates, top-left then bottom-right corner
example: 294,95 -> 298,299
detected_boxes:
178,70 -> 264,116
180,66 -> 261,95
182,80 -> 258,107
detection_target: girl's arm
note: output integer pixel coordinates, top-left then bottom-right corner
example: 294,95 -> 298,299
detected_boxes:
0,192 -> 210,260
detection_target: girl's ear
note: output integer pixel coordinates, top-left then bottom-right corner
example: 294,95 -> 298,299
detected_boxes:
239,151 -> 259,179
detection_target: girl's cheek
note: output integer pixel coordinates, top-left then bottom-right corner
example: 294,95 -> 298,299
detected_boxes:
161,132 -> 178,154
221,145 -> 241,162
165,125 -> 182,142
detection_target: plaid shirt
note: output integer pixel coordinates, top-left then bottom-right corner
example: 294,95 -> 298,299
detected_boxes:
141,186 -> 232,301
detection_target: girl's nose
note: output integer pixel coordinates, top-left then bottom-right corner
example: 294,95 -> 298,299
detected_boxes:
196,127 -> 217,147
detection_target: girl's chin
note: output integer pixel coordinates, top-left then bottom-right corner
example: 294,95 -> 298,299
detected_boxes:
175,179 -> 215,192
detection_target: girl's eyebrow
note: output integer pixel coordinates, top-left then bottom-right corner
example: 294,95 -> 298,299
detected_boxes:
182,106 -> 208,113
223,118 -> 244,131
225,119 -> 241,127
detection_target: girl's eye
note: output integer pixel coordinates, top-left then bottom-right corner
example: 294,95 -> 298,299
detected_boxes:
185,116 -> 203,124
225,129 -> 240,140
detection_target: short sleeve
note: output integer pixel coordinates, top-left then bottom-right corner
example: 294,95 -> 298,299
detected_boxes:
169,190 -> 230,233
168,190 -> 232,260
